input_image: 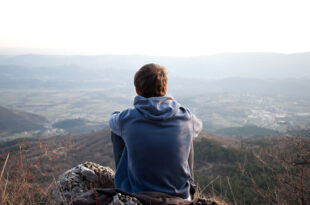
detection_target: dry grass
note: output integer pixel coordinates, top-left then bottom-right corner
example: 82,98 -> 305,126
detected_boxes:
1,146 -> 229,205
0,137 -> 81,204
0,129 -> 114,204
250,134 -> 310,205
194,183 -> 229,205
0,138 -> 229,205
0,144 -> 56,204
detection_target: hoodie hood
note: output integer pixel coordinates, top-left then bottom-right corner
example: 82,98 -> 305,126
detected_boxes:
134,95 -> 180,120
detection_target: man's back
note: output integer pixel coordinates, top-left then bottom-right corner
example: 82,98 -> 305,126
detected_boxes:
110,95 -> 202,199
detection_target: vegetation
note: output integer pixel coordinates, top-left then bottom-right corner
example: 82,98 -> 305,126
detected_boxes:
194,134 -> 310,205
0,147 -> 53,204
251,135 -> 310,204
1,130 -> 309,204
0,129 -> 114,204
194,138 -> 269,204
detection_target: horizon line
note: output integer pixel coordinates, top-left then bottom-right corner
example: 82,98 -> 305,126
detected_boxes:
1,48 -> 310,58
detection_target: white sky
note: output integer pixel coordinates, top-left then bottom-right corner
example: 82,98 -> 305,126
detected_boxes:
0,0 -> 309,56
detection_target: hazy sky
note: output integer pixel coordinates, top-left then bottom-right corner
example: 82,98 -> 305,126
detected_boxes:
0,0 -> 309,56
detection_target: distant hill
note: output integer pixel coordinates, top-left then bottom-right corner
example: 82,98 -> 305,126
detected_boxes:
52,118 -> 103,134
53,118 -> 88,129
0,105 -> 47,135
214,125 -> 279,137
0,52 -> 310,79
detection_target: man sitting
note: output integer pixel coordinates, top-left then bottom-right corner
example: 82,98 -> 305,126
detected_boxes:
109,63 -> 202,200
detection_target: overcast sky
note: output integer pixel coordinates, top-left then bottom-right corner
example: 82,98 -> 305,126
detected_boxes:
0,0 -> 309,56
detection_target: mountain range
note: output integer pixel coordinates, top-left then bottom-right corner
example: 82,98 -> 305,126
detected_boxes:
0,52 -> 310,78
1,53 -> 310,98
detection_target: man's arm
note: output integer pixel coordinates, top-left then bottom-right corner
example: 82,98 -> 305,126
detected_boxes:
109,111 -> 125,169
109,111 -> 121,136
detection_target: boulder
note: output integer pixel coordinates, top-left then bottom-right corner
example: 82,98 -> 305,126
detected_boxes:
52,162 -> 115,204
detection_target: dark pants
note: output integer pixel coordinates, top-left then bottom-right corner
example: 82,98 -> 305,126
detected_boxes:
111,132 -> 196,198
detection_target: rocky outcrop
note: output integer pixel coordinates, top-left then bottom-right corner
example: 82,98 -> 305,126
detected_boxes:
52,162 -> 226,205
52,162 -> 115,204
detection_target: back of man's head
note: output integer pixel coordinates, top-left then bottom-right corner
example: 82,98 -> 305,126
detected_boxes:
134,63 -> 168,98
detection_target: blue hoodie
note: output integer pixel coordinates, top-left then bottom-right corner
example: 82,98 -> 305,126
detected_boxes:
109,95 -> 202,199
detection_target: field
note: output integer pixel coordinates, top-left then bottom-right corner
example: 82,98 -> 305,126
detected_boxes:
1,89 -> 310,134
0,89 -> 131,123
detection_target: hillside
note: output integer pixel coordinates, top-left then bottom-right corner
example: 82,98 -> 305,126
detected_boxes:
0,105 -> 47,136
194,133 -> 270,204
0,129 -> 271,204
1,128 -> 309,204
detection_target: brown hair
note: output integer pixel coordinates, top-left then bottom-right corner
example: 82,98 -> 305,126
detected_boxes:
134,63 -> 168,98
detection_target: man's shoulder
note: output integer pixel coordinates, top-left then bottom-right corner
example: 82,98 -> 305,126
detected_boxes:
109,107 -> 140,135
114,107 -> 140,121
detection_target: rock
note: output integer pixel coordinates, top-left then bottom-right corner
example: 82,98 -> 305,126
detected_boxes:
108,193 -> 142,205
52,162 -> 227,205
52,162 -> 115,204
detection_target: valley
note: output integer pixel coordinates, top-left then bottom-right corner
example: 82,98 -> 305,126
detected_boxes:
1,88 -> 309,142
0,54 -> 309,204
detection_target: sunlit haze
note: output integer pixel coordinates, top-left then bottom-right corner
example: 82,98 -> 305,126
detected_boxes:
0,0 -> 310,56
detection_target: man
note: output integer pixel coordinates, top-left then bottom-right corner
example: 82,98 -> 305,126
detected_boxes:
109,63 -> 202,200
